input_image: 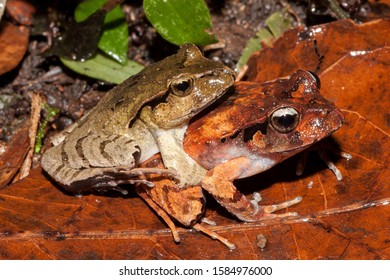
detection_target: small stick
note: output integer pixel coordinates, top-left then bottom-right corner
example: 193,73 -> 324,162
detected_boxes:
16,93 -> 43,181
235,64 -> 248,82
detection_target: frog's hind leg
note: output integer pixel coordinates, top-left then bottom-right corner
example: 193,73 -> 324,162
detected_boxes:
136,182 -> 236,249
47,164 -> 174,194
252,193 -> 302,218
192,224 -> 236,250
130,167 -> 177,181
202,156 -> 301,222
136,185 -> 181,243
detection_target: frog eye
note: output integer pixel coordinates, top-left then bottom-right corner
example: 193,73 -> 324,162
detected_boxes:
307,71 -> 321,89
270,107 -> 300,133
170,77 -> 193,97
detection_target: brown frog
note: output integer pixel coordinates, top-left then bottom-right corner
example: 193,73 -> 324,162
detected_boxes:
41,44 -> 235,193
137,70 -> 344,248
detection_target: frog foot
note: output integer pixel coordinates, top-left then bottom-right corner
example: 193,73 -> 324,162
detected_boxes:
127,167 -> 178,187
250,192 -> 262,215
136,186 -> 181,243
200,217 -> 217,226
251,196 -> 302,220
193,223 -> 236,250
295,141 -> 352,181
128,167 -> 176,178
262,196 -> 302,214
317,149 -> 351,181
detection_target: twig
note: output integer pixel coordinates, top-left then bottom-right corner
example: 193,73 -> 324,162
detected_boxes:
16,92 -> 43,181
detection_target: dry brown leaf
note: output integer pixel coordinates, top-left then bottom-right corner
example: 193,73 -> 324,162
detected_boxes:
5,0 -> 35,25
246,19 -> 389,81
0,166 -> 388,259
0,0 -> 33,74
0,123 -> 30,189
0,22 -> 29,75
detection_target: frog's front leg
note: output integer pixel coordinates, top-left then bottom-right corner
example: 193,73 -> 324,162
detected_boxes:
41,132 -> 172,193
202,156 -> 301,222
140,106 -> 207,186
152,126 -> 207,186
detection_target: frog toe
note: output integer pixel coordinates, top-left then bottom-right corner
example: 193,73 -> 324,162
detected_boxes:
263,196 -> 302,214
249,196 -> 302,221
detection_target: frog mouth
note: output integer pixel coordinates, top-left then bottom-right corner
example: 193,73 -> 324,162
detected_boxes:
278,143 -> 314,154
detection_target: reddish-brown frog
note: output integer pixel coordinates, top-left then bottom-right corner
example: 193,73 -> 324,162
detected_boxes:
137,70 -> 344,248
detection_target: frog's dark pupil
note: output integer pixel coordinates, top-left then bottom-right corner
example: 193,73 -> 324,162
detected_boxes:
175,80 -> 190,92
270,107 -> 299,133
276,114 -> 295,128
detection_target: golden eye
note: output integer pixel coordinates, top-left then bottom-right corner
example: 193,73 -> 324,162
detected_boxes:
170,77 -> 193,97
270,107 -> 300,133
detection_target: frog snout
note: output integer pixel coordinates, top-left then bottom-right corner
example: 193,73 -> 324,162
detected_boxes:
325,107 -> 344,131
220,68 -> 236,85
223,67 -> 236,78
331,107 -> 344,126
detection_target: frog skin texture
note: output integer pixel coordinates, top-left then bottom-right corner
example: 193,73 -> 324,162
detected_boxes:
41,44 -> 235,193
137,70 -> 344,248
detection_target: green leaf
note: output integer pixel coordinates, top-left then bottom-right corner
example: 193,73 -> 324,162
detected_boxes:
75,0 -> 128,64
236,37 -> 262,73
265,11 -> 291,39
74,0 -> 105,21
144,0 -> 217,46
97,7 -> 128,64
61,53 -> 144,84
236,11 -> 291,72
